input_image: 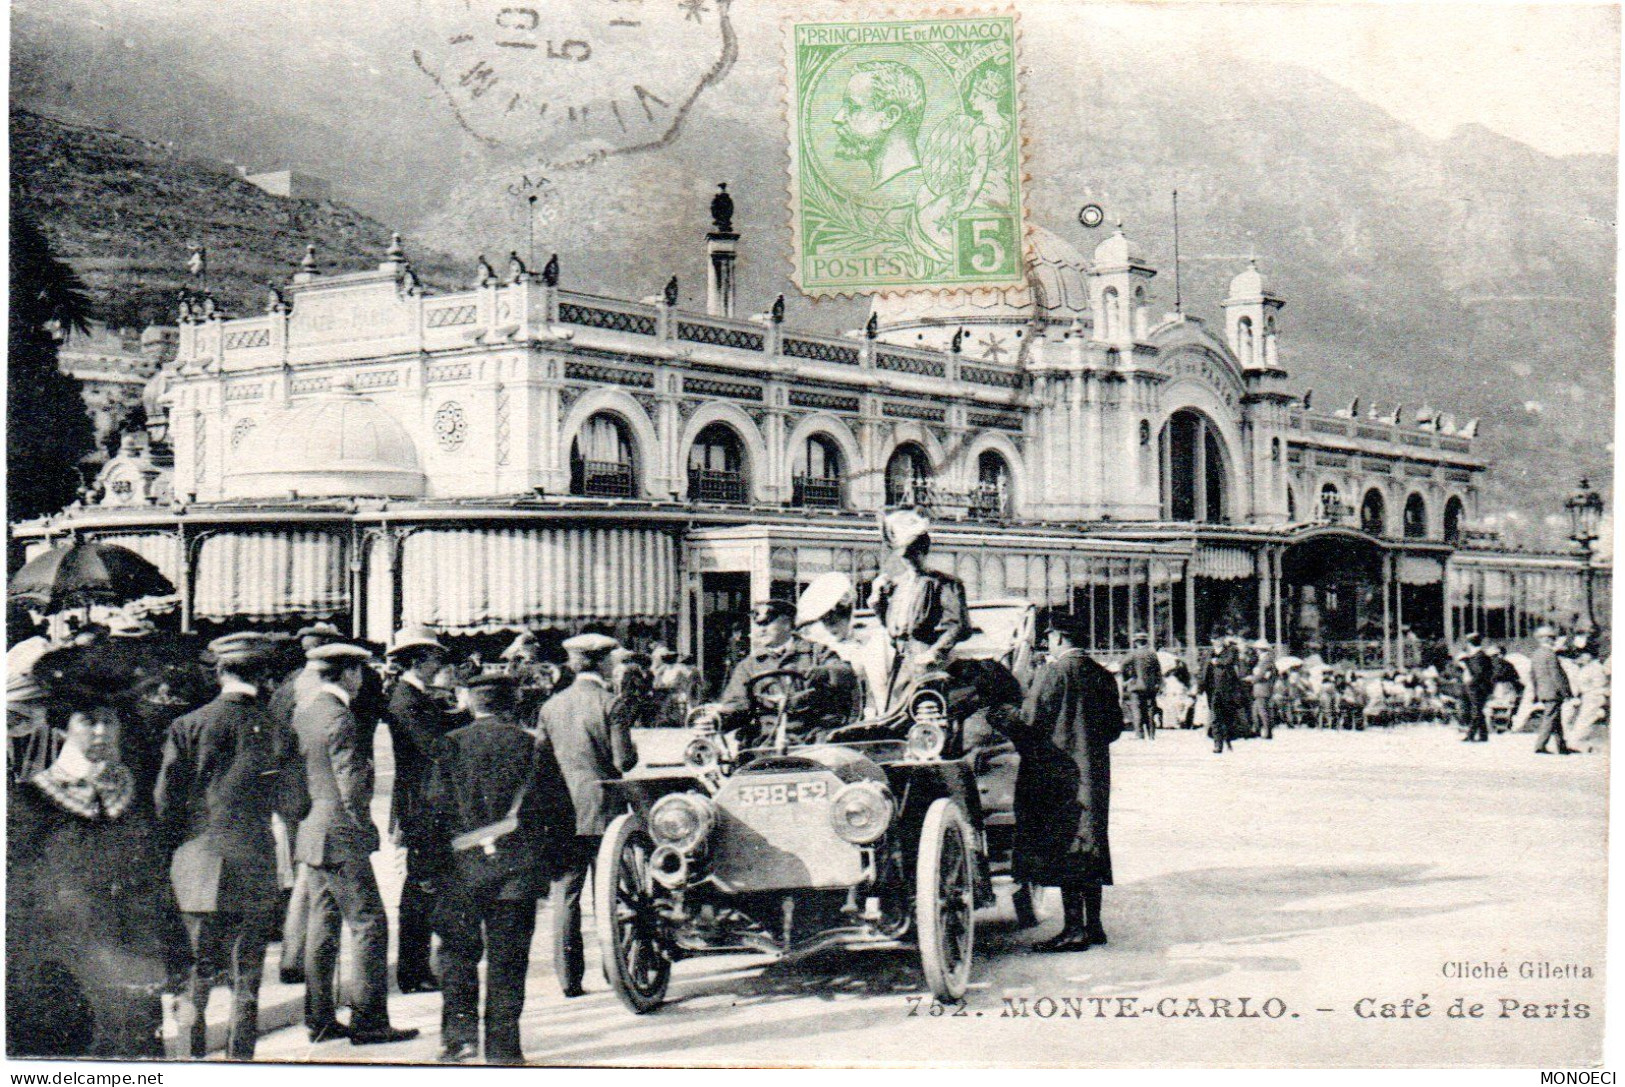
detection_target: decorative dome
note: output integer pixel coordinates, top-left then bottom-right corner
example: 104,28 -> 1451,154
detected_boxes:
867,224 -> 1091,334
1227,259 -> 1267,300
1092,223 -> 1143,268
226,380 -> 425,499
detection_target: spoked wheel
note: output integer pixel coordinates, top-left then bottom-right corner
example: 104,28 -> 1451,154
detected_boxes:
915,797 -> 975,1001
594,813 -> 673,1014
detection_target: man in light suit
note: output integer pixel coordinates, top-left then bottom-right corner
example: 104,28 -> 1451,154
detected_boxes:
1530,626 -> 1576,755
155,632 -> 307,1060
291,642 -> 418,1046
536,632 -> 638,998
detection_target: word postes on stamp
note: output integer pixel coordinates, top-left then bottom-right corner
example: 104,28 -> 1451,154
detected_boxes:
412,0 -> 737,168
786,11 -> 1027,298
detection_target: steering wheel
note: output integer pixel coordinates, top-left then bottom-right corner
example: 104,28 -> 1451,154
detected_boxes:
746,669 -> 808,717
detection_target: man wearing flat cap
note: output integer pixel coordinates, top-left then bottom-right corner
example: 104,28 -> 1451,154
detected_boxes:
155,632 -> 309,1060
382,625 -> 454,994
290,643 -> 418,1046
704,598 -> 851,746
536,632 -> 638,997
870,510 -> 969,711
424,673 -> 572,1064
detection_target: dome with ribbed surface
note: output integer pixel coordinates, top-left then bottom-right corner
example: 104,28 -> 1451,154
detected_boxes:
226,381 -> 425,498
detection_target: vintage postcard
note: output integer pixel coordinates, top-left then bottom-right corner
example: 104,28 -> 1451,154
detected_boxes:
4,0 -> 1615,1072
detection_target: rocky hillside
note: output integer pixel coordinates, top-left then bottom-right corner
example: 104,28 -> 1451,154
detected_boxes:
9,110 -> 463,329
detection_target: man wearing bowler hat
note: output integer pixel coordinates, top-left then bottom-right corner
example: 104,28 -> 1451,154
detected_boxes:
536,632 -> 638,997
426,673 -> 571,1064
155,631 -> 309,1059
291,642 -> 417,1045
383,624 -> 453,994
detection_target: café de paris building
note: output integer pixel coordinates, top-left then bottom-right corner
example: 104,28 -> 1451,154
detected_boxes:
15,200 -> 1605,688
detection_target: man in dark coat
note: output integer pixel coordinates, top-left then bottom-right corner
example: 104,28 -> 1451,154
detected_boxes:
1004,612 -> 1124,953
1120,633 -> 1162,741
1198,635 -> 1245,754
706,599 -> 858,746
154,632 -> 308,1059
1530,625 -> 1576,754
382,624 -> 453,994
1457,632 -> 1495,742
536,632 -> 639,997
290,643 -> 418,1046
425,674 -> 572,1064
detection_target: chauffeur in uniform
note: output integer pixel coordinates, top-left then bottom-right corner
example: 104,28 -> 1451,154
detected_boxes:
426,674 -> 572,1064
382,625 -> 453,994
536,632 -> 639,998
291,642 -> 418,1046
707,599 -> 857,746
155,631 -> 308,1060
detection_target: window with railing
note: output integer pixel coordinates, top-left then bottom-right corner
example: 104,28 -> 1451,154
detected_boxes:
794,476 -> 844,508
794,434 -> 845,509
885,443 -> 932,508
688,423 -> 748,503
972,451 -> 1012,519
570,414 -> 636,497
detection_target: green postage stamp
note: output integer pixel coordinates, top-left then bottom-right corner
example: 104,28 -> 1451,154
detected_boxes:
785,10 -> 1028,297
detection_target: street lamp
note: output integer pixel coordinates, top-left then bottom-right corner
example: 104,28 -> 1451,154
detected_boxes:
1565,478 -> 1605,631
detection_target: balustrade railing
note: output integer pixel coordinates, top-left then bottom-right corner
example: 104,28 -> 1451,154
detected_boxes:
689,468 -> 748,503
793,475 -> 844,509
577,461 -> 634,498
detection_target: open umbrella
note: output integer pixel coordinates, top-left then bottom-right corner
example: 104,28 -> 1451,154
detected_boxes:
8,541 -> 175,614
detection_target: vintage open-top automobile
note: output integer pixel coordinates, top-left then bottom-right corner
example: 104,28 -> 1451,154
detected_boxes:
594,660 -> 1015,1013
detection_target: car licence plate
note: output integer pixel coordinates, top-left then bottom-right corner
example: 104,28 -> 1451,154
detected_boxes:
733,780 -> 829,807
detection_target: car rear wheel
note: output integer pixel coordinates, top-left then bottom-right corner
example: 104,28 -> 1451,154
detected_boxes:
915,797 -> 975,1002
595,813 -> 672,1014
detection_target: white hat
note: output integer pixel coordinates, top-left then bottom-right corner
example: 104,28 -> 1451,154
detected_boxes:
500,632 -> 540,661
881,509 -> 932,551
306,642 -> 373,665
797,571 -> 855,627
1252,638 -> 1271,650
7,671 -> 46,704
387,624 -> 446,658
208,631 -> 275,666
1534,625 -> 1558,639
563,632 -> 620,655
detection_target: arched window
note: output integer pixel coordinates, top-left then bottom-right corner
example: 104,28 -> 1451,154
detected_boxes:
569,413 -> 635,497
1403,493 -> 1428,539
1360,488 -> 1387,536
794,433 -> 844,508
1133,285 -> 1148,339
1287,485 -> 1298,520
1319,482 -> 1343,522
885,442 -> 932,507
1100,286 -> 1119,340
1236,316 -> 1255,365
1444,495 -> 1466,545
1263,314 -> 1279,368
1159,410 -> 1227,523
973,450 -> 1013,519
688,423 -> 748,503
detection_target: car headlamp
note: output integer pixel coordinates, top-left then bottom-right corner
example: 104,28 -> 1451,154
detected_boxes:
906,720 -> 947,761
684,735 -> 722,771
828,781 -> 893,844
649,793 -> 716,852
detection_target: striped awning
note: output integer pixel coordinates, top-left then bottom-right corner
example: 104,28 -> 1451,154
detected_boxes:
194,530 -> 349,621
400,526 -> 677,632
89,531 -> 184,586
1193,545 -> 1256,580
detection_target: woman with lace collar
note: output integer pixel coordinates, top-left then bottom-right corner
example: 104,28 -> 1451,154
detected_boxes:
6,646 -> 189,1060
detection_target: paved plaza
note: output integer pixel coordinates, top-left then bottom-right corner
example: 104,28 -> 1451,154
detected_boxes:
253,725 -> 1607,1067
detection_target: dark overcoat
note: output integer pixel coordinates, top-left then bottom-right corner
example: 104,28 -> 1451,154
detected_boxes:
1008,648 -> 1124,887
1199,647 -> 1248,739
154,689 -> 309,913
290,690 -> 379,865
536,674 -> 637,836
7,780 -> 190,1059
384,678 -> 455,847
424,718 -> 574,900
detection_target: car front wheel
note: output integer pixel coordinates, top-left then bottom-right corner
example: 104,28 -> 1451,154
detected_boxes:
595,813 -> 673,1014
915,797 -> 975,1002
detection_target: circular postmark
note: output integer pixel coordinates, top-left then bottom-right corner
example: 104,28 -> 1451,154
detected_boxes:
1078,203 -> 1105,229
411,0 -> 737,168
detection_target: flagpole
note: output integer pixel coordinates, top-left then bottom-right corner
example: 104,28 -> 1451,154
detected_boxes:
1172,189 -> 1182,316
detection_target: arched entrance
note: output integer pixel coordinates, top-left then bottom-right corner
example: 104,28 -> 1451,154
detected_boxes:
1281,530 -> 1388,667
1159,409 -> 1228,523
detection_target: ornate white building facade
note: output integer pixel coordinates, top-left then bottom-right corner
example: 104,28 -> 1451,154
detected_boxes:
16,197 -> 1603,687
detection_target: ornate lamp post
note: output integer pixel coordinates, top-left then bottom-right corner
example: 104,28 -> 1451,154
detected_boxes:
1565,477 -> 1604,631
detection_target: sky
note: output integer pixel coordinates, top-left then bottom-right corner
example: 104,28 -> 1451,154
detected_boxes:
1080,1 -> 1620,157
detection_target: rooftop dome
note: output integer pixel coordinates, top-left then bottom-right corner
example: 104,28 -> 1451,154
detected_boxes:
226,380 -> 425,499
868,224 -> 1091,332
1091,223 -> 1143,268
1227,259 -> 1267,300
